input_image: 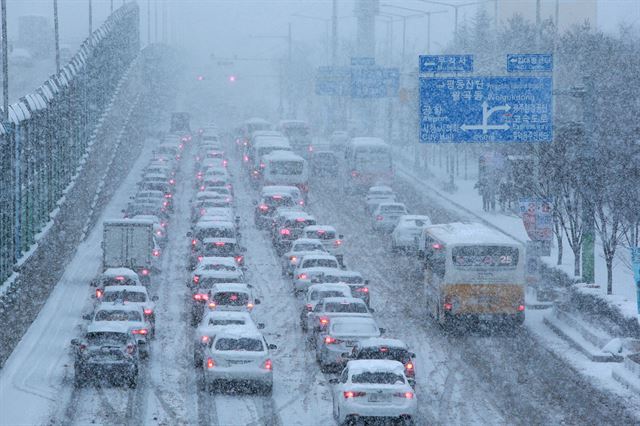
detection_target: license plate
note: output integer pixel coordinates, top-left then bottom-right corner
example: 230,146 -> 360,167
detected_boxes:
478,314 -> 494,321
228,360 -> 251,365
369,393 -> 391,402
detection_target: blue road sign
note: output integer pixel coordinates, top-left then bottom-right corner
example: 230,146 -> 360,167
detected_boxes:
419,76 -> 553,143
315,66 -> 350,96
507,54 -> 553,72
351,57 -> 375,67
419,55 -> 473,73
350,66 -> 399,98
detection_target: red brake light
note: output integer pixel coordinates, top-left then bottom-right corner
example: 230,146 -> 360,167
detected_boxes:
230,294 -> 238,301
141,269 -> 150,276
260,163 -> 266,169
351,170 -> 358,177
95,289 -> 103,298
272,195 -> 282,200
208,302 -> 217,309
334,240 -> 342,247
355,287 -> 369,293
223,160 -> 228,167
164,193 -> 172,198
143,308 -> 153,315
295,218 -> 306,223
192,239 -> 198,246
259,204 -> 269,211
403,392 -> 414,399
444,302 -> 453,311
280,228 -> 290,236
247,302 -> 254,310
214,242 -> 225,247
432,243 -> 442,250
115,276 -> 125,281
324,335 -> 336,344
243,155 -> 249,162
319,317 -> 329,326
306,304 -> 313,311
201,335 -> 209,343
152,249 -> 160,257
197,256 -> 204,262
298,273 -> 307,280
132,328 -> 148,335
376,215 -> 383,221
405,362 -> 414,371
193,293 -> 209,301
518,304 -> 525,312
193,275 -> 200,284
169,179 -> 176,185
343,391 -> 366,398
207,357 -> 215,369
235,255 -> 244,264
262,359 -> 272,370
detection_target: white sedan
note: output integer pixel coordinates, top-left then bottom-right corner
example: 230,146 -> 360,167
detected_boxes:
391,215 -> 432,253
371,202 -> 408,232
330,360 -> 417,426
280,238 -> 326,276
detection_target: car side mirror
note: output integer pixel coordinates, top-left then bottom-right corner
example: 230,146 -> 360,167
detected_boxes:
339,234 -> 344,239
379,328 -> 386,334
364,280 -> 369,285
152,296 -> 159,302
82,314 -> 92,321
241,247 -> 247,252
268,343 -> 277,350
257,323 -> 265,329
328,378 -> 339,384
186,231 -> 193,237
90,279 -> 98,287
254,299 -> 261,305
71,338 -> 80,346
410,352 -> 416,358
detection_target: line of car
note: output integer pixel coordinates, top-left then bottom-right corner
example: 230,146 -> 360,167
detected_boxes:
238,119 -> 418,426
70,129 -> 189,388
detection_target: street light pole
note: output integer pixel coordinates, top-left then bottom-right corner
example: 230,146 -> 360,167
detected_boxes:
332,0 -> 338,66
53,0 -> 60,73
1,0 -> 7,121
89,0 -> 93,36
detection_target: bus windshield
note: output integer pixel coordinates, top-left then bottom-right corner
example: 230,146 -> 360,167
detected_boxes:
451,245 -> 519,269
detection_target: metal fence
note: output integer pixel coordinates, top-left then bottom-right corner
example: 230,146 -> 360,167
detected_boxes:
0,3 -> 139,284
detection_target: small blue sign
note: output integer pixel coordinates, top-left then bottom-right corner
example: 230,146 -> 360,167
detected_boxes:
419,55 -> 473,73
350,66 -> 399,98
507,54 -> 553,72
351,57 -> 375,67
631,247 -> 640,315
419,76 -> 553,143
315,66 -> 350,96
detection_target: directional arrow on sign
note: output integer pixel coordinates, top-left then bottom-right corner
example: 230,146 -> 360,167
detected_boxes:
460,101 -> 511,134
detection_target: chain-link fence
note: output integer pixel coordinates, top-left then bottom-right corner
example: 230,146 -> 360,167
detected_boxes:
0,3 -> 139,285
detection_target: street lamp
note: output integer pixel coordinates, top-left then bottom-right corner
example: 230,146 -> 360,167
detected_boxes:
378,11 -> 428,67
381,4 -> 448,54
414,0 -> 490,35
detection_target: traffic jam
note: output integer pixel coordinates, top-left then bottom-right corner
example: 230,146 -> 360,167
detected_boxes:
65,111 -> 532,425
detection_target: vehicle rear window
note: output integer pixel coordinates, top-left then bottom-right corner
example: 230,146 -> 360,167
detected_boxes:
357,348 -> 410,363
264,196 -> 294,207
324,302 -> 368,313
351,372 -> 405,385
95,310 -> 142,322
294,243 -> 324,252
331,322 -> 378,335
380,205 -> 406,213
86,332 -> 128,345
209,319 -> 246,326
103,277 -> 138,287
215,338 -> 263,351
206,152 -> 224,159
199,277 -> 241,288
303,259 -> 337,269
270,161 -> 304,175
202,264 -> 236,272
307,230 -> 336,240
140,182 -> 169,192
196,228 -> 235,239
410,219 -> 430,227
312,290 -> 346,301
287,219 -> 316,229
452,246 -> 519,268
202,243 -> 237,255
212,292 -> 249,306
103,291 -> 146,303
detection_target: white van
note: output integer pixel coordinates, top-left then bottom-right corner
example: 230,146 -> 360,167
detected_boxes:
248,136 -> 292,185
261,151 -> 309,194
343,137 -> 393,193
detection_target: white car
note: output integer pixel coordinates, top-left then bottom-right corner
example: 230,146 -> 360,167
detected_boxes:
300,284 -> 352,331
311,269 -> 371,306
207,283 -> 260,313
315,316 -> 383,372
91,267 -> 143,299
293,254 -> 341,294
280,238 -> 326,276
372,202 -> 408,232
191,257 -> 244,287
391,215 -> 432,253
99,286 -> 158,336
330,360 -> 417,425
306,297 -> 373,336
193,311 -> 263,368
88,302 -> 151,358
201,328 -> 277,394
365,186 -> 396,214
302,225 -> 344,265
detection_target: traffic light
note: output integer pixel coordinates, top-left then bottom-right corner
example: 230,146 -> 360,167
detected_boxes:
196,75 -> 205,81
228,75 -> 237,83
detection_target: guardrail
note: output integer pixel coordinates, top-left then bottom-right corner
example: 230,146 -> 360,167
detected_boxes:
0,3 -> 140,285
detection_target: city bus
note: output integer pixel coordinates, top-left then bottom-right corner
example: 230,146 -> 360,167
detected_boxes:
418,222 -> 526,328
343,137 -> 393,194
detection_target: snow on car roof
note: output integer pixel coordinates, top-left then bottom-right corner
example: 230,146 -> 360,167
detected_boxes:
307,283 -> 351,293
300,253 -> 337,261
303,225 -> 336,233
202,237 -> 237,244
137,190 -> 164,196
246,117 -> 270,124
199,269 -> 243,278
199,256 -> 237,266
104,219 -> 154,227
347,359 -> 405,375
97,302 -> 144,313
299,267 -> 341,275
102,267 -> 139,278
254,136 -> 291,148
262,185 -> 299,194
425,222 -> 521,246
357,338 -> 408,350
377,202 -> 406,208
292,238 -> 324,245
213,327 -> 264,340
321,297 -> 365,305
204,310 -> 253,321
281,211 -> 315,220
212,283 -> 251,292
196,221 -> 234,229
400,215 -> 431,221
368,185 -> 393,192
330,270 -> 363,278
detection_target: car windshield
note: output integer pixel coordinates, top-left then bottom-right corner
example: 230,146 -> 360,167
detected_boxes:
324,302 -> 368,313
212,292 -> 249,306
303,259 -> 337,268
214,338 -> 263,351
103,291 -> 146,303
94,310 -> 142,322
351,372 -> 405,385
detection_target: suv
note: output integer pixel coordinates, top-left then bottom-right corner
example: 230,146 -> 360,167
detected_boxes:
71,323 -> 139,388
301,225 -> 344,265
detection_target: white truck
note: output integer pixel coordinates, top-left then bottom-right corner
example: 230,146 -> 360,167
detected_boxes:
102,219 -> 155,285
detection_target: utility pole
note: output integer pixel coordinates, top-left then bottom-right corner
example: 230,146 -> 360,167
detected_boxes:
147,0 -> 151,45
1,0 -> 7,121
110,0 -> 113,13
162,0 -> 167,44
581,75 -> 596,284
332,0 -> 338,65
53,0 -> 60,73
89,0 -> 93,36
154,0 -> 158,42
